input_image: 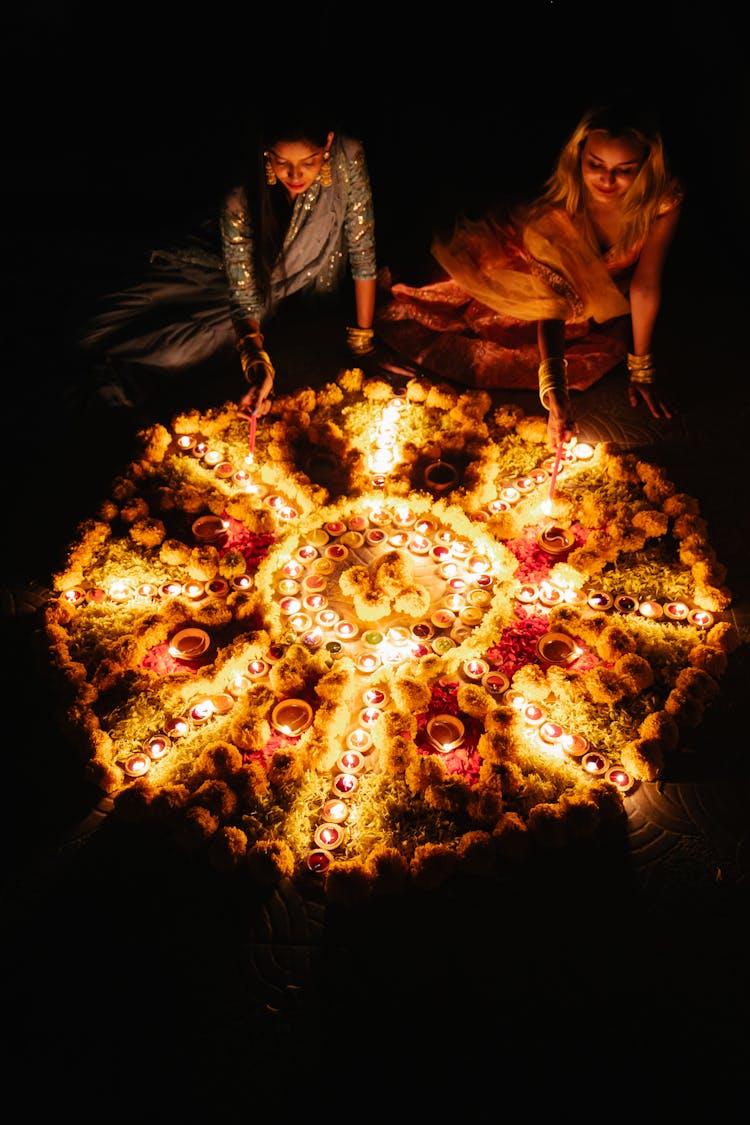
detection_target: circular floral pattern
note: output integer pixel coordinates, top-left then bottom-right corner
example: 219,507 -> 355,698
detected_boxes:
44,369 -> 739,902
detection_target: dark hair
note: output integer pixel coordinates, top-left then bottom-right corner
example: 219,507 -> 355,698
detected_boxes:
244,103 -> 338,308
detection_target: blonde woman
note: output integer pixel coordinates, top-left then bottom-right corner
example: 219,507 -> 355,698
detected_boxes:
377,103 -> 683,447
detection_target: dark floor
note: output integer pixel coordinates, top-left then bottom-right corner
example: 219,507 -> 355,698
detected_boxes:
3,91 -> 750,1119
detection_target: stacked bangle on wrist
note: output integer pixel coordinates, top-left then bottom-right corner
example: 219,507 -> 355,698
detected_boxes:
346,325 -> 376,355
627,352 -> 656,384
538,357 -> 569,409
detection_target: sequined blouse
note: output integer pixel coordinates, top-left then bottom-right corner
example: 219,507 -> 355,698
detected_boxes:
221,134 -> 376,324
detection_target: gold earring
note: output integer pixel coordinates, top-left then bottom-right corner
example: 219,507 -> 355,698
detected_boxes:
264,153 -> 277,186
320,150 -> 332,187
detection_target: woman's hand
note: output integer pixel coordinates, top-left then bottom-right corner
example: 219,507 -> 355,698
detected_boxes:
546,388 -> 576,450
628,378 -> 673,420
238,363 -> 274,416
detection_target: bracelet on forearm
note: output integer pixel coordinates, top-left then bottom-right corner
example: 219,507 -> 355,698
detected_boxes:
240,348 -> 275,386
346,325 -> 376,355
538,357 -> 569,409
627,352 -> 656,384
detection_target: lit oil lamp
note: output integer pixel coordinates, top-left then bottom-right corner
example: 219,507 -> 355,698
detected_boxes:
280,596 -> 302,616
335,620 -> 359,641
606,764 -> 635,792
538,523 -> 575,555
282,559 -> 304,579
62,587 -> 86,605
144,735 -> 171,760
538,720 -> 564,744
296,544 -> 318,563
271,699 -> 314,736
322,798 -> 349,824
306,849 -> 333,874
316,608 -> 339,628
536,631 -> 578,666
289,613 -> 313,634
482,670 -> 509,695
561,732 -> 589,758
214,461 -> 235,480
231,574 -> 252,591
303,593 -> 328,612
463,658 -> 489,682
338,747 -> 367,772
581,750 -> 610,777
345,727 -> 372,753
688,609 -> 714,629
164,716 -> 190,739
192,514 -> 229,544
663,601 -> 690,621
85,587 -> 106,603
426,714 -> 465,753
175,433 -> 197,451
356,652 -> 381,674
638,600 -> 664,620
362,688 -> 386,707
332,772 -> 359,796
587,591 -> 613,611
522,702 -> 546,726
108,580 -> 134,603
278,578 -> 300,596
365,528 -> 388,546
123,752 -> 151,778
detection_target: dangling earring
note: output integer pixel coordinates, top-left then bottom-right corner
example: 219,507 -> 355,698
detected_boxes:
320,150 -> 332,187
264,152 -> 277,186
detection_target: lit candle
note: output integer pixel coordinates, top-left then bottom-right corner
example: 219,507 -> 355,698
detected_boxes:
530,468 -> 548,485
231,574 -> 252,591
306,849 -> 333,874
538,582 -> 563,608
414,517 -> 437,535
271,698 -> 314,736
663,601 -> 690,620
605,765 -> 635,792
468,588 -> 492,608
203,449 -> 223,467
190,698 -> 215,725
296,544 -> 318,562
587,591 -> 613,610
638,600 -> 664,620
192,440 -> 208,458
164,716 -> 190,739
332,772 -> 359,796
123,752 -> 151,778
561,732 -> 589,758
278,578 -> 300,596
688,609 -> 714,628
228,673 -> 250,697
522,702 -> 546,726
515,475 -> 536,494
303,593 -> 328,612
582,751 -> 610,777
335,620 -> 359,641
248,413 -> 256,460
144,735 -> 171,760
439,561 -> 460,580
362,688 -> 386,707
481,670 -> 509,695
356,652 -> 381,674
214,461 -> 235,480
136,582 -> 158,599
108,581 -> 134,603
500,486 -> 520,504
388,532 -> 410,549
539,720 -> 564,744
365,528 -> 388,546
463,658 -> 489,681
338,746 -> 367,771
176,433 -> 197,451
467,553 -> 491,573
302,627 -> 324,650
345,728 -> 372,753
316,608 -> 339,628
447,576 -> 468,593
487,499 -> 510,514
536,631 -> 578,666
62,587 -> 86,605
426,714 -> 465,753
168,627 -> 210,660
442,593 -> 466,612
184,581 -> 205,600
573,441 -> 594,461
322,798 -> 349,824
282,560 -> 304,579
289,613 -> 313,634
450,538 -> 472,559
280,596 -> 302,615
392,505 -> 416,528
277,505 -> 299,522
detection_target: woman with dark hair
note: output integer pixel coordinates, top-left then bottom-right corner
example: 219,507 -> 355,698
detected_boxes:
75,106 -> 377,417
223,108 -> 377,416
376,102 -> 683,447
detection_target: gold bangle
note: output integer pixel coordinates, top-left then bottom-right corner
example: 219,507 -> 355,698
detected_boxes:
241,348 -> 275,386
346,325 -> 375,355
538,357 -> 568,410
627,353 -> 656,384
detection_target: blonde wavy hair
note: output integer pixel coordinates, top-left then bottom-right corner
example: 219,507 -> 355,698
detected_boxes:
526,104 -> 681,258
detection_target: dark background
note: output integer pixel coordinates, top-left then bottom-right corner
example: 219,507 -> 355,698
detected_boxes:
2,5 -> 748,1118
